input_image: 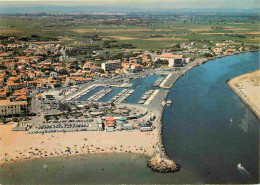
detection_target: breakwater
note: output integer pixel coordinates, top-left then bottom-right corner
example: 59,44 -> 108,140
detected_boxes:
147,110 -> 179,173
142,89 -> 179,173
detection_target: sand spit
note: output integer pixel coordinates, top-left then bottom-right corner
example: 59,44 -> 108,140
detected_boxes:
227,70 -> 260,119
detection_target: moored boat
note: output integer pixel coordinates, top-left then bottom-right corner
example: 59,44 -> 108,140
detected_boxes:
166,100 -> 172,106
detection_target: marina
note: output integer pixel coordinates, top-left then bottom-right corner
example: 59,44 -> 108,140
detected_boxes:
65,84 -> 101,101
139,90 -> 155,102
112,89 -> 135,104
87,88 -> 112,102
153,76 -> 165,87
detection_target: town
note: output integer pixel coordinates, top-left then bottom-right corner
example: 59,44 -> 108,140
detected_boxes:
0,11 -> 259,176
0,0 -> 260,183
0,34 -> 257,131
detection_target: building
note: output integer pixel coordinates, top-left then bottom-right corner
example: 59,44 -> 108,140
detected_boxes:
7,82 -> 25,91
153,53 -> 184,67
101,61 -> 121,71
0,100 -> 28,117
50,72 -> 58,79
131,64 -> 143,72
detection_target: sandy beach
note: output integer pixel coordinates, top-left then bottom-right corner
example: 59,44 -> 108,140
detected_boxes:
228,70 -> 260,119
0,124 -> 158,164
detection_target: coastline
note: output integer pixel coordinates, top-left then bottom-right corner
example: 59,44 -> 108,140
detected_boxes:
0,124 -> 155,164
227,70 -> 260,120
1,50 -> 258,173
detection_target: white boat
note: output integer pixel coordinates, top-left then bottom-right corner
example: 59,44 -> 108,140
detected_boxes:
237,163 -> 244,169
166,100 -> 172,106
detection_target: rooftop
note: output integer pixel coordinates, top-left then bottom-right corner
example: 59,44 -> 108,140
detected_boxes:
0,101 -> 28,106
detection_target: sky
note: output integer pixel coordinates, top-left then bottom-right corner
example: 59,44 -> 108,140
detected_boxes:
0,0 -> 259,9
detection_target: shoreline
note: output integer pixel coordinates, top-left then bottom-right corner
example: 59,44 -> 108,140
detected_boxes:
0,126 -> 156,164
227,70 -> 260,120
1,50 -> 259,173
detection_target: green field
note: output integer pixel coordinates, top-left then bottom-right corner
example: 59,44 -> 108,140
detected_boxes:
0,14 -> 259,51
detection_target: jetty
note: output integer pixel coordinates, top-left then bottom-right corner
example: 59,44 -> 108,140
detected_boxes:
141,89 -> 178,173
65,84 -> 101,101
112,89 -> 135,104
88,88 -> 112,102
138,90 -> 155,104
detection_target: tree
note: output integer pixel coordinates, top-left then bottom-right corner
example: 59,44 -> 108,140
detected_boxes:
58,103 -> 71,112
1,117 -> 7,124
84,105 -> 90,110
59,69 -> 68,75
204,53 -> 213,57
98,68 -> 104,73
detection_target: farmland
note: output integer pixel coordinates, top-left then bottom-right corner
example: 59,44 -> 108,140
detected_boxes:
0,12 -> 259,51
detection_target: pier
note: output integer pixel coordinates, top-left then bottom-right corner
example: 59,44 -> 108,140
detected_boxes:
88,88 -> 112,102
141,89 -> 178,173
65,84 -> 101,101
144,90 -> 158,105
112,89 -> 135,104
138,90 -> 155,104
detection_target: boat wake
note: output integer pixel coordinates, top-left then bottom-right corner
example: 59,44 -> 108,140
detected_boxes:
237,164 -> 251,177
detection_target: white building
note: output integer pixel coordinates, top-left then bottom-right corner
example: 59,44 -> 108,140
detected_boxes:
101,61 -> 121,71
153,53 -> 184,67
0,100 -> 28,117
131,64 -> 143,72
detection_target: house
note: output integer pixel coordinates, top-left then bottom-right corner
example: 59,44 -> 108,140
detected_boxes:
7,81 -> 25,91
131,64 -> 143,72
50,72 -> 58,79
0,89 -> 8,98
83,62 -> 95,69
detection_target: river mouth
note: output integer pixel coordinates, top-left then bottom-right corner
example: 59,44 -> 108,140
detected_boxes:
162,51 -> 259,183
0,52 -> 259,184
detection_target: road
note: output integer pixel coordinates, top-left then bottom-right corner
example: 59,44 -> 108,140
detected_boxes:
30,90 -> 38,114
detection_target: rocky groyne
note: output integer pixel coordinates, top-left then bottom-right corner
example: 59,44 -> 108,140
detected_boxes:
145,90 -> 179,173
147,110 -> 179,173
